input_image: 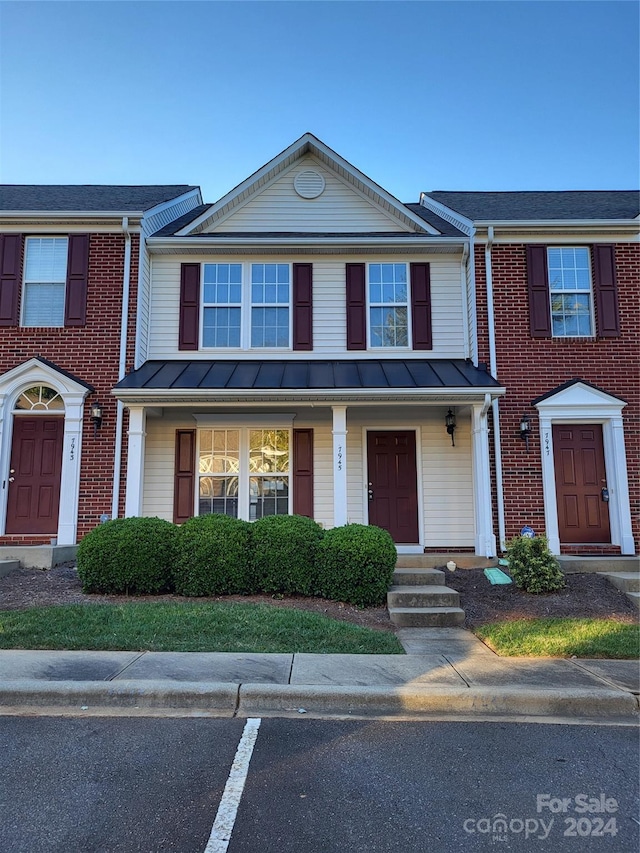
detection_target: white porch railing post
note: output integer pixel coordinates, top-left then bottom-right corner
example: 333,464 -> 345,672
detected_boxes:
124,406 -> 147,518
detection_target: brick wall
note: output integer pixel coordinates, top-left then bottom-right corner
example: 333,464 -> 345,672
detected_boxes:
0,232 -> 139,541
477,242 -> 640,552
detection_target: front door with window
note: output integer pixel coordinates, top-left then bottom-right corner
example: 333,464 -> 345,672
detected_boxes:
6,416 -> 64,534
553,424 -> 610,543
367,431 -> 419,544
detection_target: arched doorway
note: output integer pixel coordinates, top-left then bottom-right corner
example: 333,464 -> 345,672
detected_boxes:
6,386 -> 65,535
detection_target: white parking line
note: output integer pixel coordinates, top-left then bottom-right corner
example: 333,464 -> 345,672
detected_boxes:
204,717 -> 261,853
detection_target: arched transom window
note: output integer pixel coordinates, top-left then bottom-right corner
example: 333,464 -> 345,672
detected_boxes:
14,385 -> 65,411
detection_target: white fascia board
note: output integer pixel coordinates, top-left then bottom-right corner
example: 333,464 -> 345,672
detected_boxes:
146,235 -> 466,252
0,210 -> 146,218
471,219 -> 639,228
113,386 -> 505,405
418,194 -> 474,234
177,133 -> 440,236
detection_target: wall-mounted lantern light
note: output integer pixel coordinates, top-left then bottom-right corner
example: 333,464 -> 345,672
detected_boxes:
520,413 -> 531,452
91,401 -> 103,437
445,408 -> 456,446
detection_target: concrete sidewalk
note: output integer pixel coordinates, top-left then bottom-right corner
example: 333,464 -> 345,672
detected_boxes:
0,629 -> 637,721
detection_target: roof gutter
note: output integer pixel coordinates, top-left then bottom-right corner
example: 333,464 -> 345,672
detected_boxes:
146,235 -> 467,250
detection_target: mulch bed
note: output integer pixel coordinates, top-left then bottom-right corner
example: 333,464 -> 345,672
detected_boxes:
0,564 -> 637,633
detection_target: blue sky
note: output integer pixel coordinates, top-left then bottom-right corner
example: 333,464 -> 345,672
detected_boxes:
1,1 -> 638,203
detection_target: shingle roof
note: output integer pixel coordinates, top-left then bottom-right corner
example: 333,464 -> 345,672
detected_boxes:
402,203 -> 468,236
425,191 -> 640,221
0,185 -> 199,213
151,204 -> 212,235
115,359 -> 501,392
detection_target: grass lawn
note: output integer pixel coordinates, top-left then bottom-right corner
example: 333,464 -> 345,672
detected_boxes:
475,618 -> 639,659
0,602 -> 404,654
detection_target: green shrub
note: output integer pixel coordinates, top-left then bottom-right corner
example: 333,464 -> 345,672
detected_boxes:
316,524 -> 397,606
77,516 -> 177,595
251,514 -> 324,596
174,514 -> 252,596
506,535 -> 566,594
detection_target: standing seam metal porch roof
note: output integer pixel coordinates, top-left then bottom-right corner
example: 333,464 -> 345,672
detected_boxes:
115,359 -> 501,392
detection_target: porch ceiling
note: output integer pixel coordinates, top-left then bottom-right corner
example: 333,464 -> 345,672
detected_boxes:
113,359 -> 504,405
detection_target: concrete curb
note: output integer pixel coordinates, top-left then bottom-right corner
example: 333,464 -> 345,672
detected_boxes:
1,680 -> 636,720
0,680 -> 239,714
238,684 -> 639,718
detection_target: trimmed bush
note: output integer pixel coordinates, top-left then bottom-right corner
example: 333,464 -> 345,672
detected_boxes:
251,514 -> 324,596
77,516 -> 177,595
316,524 -> 397,606
174,514 -> 252,596
506,535 -> 566,594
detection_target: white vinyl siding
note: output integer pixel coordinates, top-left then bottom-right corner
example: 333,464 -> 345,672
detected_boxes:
142,407 -> 475,546
203,157 -> 410,234
149,256 -> 466,359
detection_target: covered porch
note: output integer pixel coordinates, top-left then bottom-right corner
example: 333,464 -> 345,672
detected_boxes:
114,359 -> 504,556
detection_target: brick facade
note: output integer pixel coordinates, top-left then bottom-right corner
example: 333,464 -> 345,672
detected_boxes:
476,242 -> 640,552
0,232 -> 139,541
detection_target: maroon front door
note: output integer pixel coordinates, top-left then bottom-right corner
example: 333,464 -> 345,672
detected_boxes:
6,416 -> 64,535
553,424 -> 610,544
367,431 -> 419,544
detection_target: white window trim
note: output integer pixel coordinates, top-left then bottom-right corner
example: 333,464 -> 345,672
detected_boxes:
548,246 -> 595,339
195,425 -> 293,521
21,236 -> 68,328
199,261 -> 293,351
366,262 -> 412,351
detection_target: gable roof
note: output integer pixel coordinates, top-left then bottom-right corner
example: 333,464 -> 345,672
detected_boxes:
423,191 -> 640,222
177,133 -> 442,237
0,185 -> 200,213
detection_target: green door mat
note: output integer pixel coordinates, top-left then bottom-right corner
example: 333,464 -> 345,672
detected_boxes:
484,567 -> 512,585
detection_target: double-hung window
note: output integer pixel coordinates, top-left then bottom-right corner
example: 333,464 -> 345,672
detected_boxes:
198,427 -> 290,520
201,262 -> 291,349
202,264 -> 242,347
368,263 -> 409,347
22,237 -> 68,327
548,247 -> 593,337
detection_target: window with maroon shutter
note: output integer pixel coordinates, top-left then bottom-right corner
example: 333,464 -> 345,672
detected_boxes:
410,262 -> 432,350
179,263 -> 200,350
526,245 -> 552,337
293,263 -> 313,350
346,263 -> 366,350
64,234 -> 89,326
0,234 -> 22,326
293,428 -> 314,518
593,244 -> 620,338
174,429 -> 196,523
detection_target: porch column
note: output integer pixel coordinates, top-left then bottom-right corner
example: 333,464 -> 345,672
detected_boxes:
538,416 -> 560,554
471,401 -> 496,557
332,405 -> 348,527
57,394 -> 85,545
608,416 -> 635,555
125,406 -> 147,518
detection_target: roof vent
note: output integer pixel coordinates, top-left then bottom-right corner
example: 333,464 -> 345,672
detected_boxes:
294,169 -> 325,199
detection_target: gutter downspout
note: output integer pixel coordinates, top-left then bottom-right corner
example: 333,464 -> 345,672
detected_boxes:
111,216 -> 131,520
460,241 -> 470,360
485,226 -> 506,551
468,226 -> 478,364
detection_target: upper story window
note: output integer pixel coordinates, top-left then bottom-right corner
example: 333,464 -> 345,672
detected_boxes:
22,237 -> 68,327
201,262 -> 291,349
548,247 -> 593,337
368,263 -> 409,347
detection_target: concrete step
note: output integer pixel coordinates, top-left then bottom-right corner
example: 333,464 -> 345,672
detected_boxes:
599,572 -> 640,593
626,592 -> 640,610
388,606 -> 466,628
395,554 -> 498,570
0,559 -> 19,578
559,556 -> 639,574
387,585 -> 460,609
393,568 -> 446,586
